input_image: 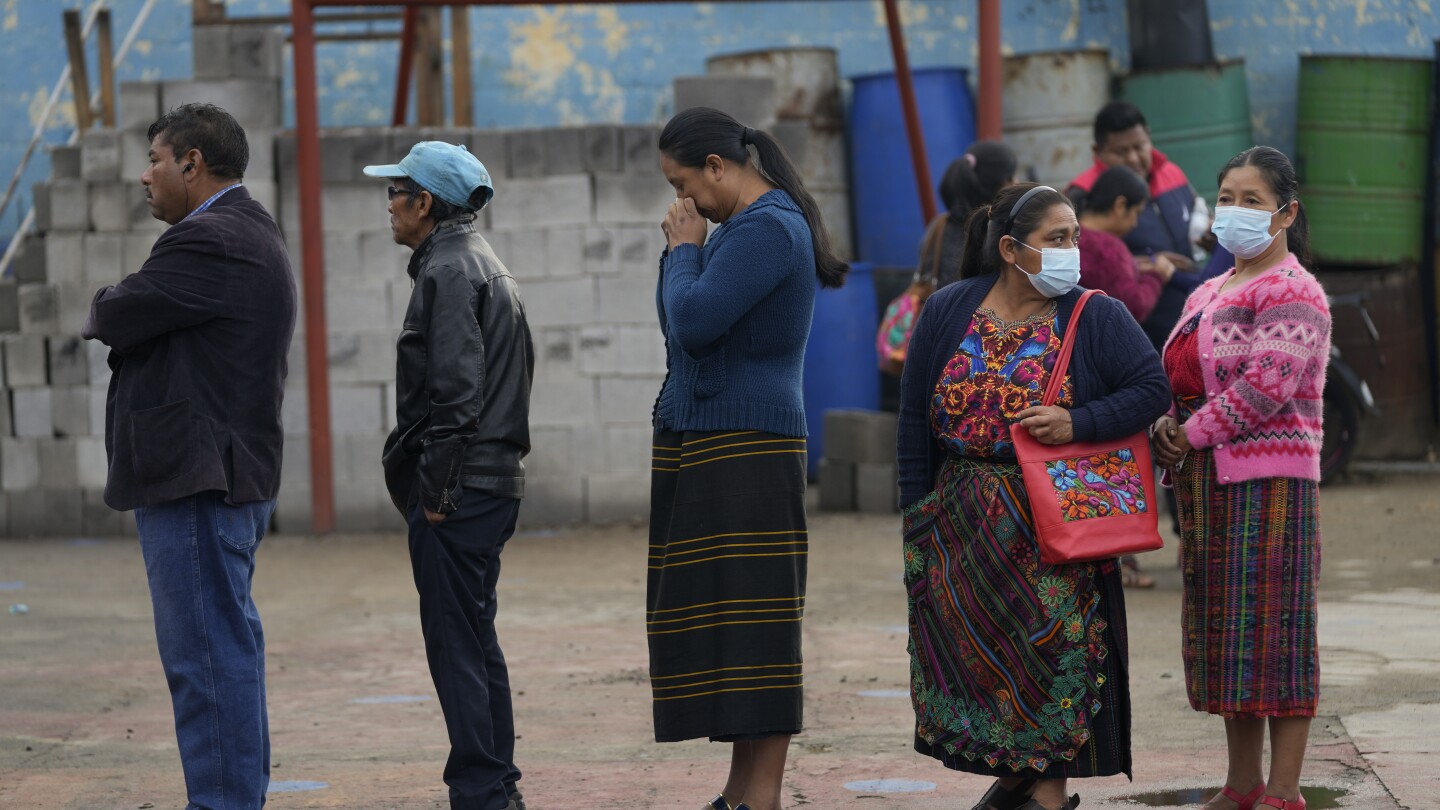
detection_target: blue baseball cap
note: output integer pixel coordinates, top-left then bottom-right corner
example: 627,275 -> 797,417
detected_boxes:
363,141 -> 494,210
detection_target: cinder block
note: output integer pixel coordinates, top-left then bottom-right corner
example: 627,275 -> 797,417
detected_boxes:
535,327 -> 576,375
37,437 -> 77,486
0,387 -> 10,437
674,76 -> 777,130
43,232 -> 85,285
577,326 -> 618,375
320,184 -> 389,234
334,479 -> 386,532
517,474 -> 584,527
272,484 -> 314,534
86,340 -> 111,386
80,130 -> 121,182
11,388 -> 54,437
17,285 -> 58,334
1,333 -> 46,388
8,237 -> 47,285
467,130 -> 508,178
55,283 -> 94,335
524,426 -> 572,478
246,179 -> 278,218
33,180 -> 90,232
487,175 -> 593,231
89,182 -> 133,232
818,458 -> 856,512
598,375 -> 662,424
1,438 -> 40,492
245,129 -> 279,184
161,78 -> 282,129
81,488 -> 125,536
325,285 -> 390,333
581,226 -> 618,277
89,387 -> 108,436
119,130 -> 151,183
618,325 -> 666,375
51,385 -> 91,438
621,126 -> 660,174
119,81 -> 161,132
333,432 -> 385,484
856,462 -> 898,513
522,278 -> 596,328
229,25 -> 285,80
506,128 -> 546,178
124,232 -> 157,275
584,125 -> 623,174
616,226 -> 659,274
529,375 -> 596,427
9,488 -> 84,536
606,423 -> 655,472
82,233 -> 125,285
597,275 -> 659,324
48,145 -> 82,180
0,284 -> 15,333
76,436 -> 108,488
823,409 -> 899,465
584,470 -> 648,525
497,228 -> 544,280
330,384 -> 384,435
545,227 -> 585,279
382,382 -> 396,432
594,173 -> 674,226
318,128 -> 361,183
192,23 -> 233,79
358,231 -> 409,281
541,128 -> 587,176
327,331 -> 395,384
47,336 -> 88,386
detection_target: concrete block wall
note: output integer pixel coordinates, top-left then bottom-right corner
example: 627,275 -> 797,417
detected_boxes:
270,122 -> 673,533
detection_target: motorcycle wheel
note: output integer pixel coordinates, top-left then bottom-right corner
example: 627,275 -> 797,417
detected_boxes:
1320,380 -> 1362,486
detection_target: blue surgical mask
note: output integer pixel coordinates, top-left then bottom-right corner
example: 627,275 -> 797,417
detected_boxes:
1017,242 -> 1081,298
1212,204 -> 1283,259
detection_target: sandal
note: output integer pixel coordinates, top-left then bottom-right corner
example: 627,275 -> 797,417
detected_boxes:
1257,796 -> 1306,809
1120,557 -> 1156,588
1017,794 -> 1080,810
1215,782 -> 1265,810
704,797 -> 733,810
971,778 -> 1037,810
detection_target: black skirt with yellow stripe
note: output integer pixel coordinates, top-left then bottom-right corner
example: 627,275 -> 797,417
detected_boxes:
648,429 -> 808,743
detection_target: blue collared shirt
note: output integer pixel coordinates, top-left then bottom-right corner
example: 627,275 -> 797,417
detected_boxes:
183,183 -> 243,221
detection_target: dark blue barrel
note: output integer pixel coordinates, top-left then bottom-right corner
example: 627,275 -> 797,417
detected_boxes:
848,67 -> 976,266
804,262 -> 879,477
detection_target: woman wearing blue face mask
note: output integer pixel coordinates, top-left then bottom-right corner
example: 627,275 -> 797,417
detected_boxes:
896,183 -> 1170,810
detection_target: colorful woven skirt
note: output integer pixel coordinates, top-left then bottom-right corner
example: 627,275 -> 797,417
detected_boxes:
903,455 -> 1132,778
1173,447 -> 1320,718
647,429 -> 808,743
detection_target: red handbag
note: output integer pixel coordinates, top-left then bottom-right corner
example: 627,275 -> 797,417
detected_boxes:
1009,290 -> 1163,565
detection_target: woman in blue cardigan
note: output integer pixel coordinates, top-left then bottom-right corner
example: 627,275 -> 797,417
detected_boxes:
897,183 -> 1169,810
648,107 -> 847,810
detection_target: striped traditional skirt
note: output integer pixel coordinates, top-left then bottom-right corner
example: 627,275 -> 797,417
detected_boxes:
647,429 -> 808,743
1174,446 -> 1321,718
904,455 -> 1131,779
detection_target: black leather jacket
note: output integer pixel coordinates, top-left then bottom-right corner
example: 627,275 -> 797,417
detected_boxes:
382,215 -> 534,515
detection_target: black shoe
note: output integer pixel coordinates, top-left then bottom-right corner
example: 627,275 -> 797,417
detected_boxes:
705,796 -> 733,810
1017,794 -> 1080,810
971,779 -> 1038,810
506,783 -> 526,810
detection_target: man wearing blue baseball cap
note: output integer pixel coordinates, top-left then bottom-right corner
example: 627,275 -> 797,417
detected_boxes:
366,141 -> 534,810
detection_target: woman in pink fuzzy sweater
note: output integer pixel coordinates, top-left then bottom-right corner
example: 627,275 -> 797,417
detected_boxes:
1152,147 -> 1330,810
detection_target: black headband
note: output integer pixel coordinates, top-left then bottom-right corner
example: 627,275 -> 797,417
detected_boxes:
1006,185 -> 1058,235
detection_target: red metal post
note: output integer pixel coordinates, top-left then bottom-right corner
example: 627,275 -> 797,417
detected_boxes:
290,0 -> 337,534
977,0 -> 1002,140
392,5 -> 419,126
882,0 -> 937,224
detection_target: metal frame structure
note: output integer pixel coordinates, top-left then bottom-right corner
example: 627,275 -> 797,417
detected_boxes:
288,0 -> 1002,533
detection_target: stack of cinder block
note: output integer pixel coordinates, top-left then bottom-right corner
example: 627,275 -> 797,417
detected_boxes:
818,409 -> 899,513
271,122 -> 674,532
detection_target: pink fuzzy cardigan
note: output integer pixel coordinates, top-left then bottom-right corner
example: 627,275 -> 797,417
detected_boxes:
1163,252 -> 1332,484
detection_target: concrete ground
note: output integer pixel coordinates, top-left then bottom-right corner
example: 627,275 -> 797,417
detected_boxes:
1,478 -> 1436,810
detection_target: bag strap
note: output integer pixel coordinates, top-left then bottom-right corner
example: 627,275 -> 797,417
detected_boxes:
1041,289 -> 1103,407
918,213 -> 949,282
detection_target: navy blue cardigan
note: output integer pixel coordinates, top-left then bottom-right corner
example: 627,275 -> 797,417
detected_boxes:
653,189 -> 816,437
897,274 -> 1171,508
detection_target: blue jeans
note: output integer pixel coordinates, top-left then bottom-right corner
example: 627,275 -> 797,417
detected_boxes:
135,491 -> 276,810
407,491 -> 522,810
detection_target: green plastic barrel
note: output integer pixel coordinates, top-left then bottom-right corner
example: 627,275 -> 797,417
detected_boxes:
1297,55 -> 1433,266
1121,61 -> 1253,206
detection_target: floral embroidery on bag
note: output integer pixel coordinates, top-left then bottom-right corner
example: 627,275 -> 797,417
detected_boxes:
1044,449 -> 1149,521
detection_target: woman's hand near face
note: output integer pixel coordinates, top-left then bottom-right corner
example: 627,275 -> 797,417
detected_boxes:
663,197 -> 708,250
1015,405 -> 1074,445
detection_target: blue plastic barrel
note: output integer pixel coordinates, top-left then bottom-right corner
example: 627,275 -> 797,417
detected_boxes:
803,262 -> 879,478
849,67 -> 976,267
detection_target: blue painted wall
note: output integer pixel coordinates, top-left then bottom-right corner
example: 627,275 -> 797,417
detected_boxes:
1,0 -> 1436,241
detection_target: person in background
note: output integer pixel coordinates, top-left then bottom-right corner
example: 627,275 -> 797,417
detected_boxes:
82,103 -> 295,809
649,107 -> 847,810
1078,166 -> 1175,324
897,183 -> 1170,810
1153,146 -> 1328,810
922,140 -> 1018,287
367,141 -> 534,810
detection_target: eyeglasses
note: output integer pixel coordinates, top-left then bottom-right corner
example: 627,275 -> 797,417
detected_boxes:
387,186 -> 417,201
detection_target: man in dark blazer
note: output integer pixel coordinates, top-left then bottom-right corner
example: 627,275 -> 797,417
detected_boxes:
82,102 -> 295,810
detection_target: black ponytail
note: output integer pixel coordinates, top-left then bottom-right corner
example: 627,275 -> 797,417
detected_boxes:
659,107 -> 849,288
1218,145 -> 1313,270
939,140 -> 1017,224
957,182 -> 1072,279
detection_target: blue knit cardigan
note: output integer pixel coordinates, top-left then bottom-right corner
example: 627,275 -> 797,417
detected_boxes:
897,274 -> 1172,508
653,189 -> 816,437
